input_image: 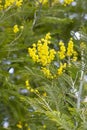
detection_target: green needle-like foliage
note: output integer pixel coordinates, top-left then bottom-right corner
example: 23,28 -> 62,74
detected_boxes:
0,0 -> 87,130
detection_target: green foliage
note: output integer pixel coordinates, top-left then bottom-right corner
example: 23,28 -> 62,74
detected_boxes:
0,0 -> 87,130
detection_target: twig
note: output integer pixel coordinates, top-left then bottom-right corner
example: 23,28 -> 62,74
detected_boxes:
8,31 -> 23,46
77,48 -> 85,109
32,0 -> 43,30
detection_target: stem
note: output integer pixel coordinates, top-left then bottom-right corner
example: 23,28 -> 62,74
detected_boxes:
77,49 -> 85,109
8,31 -> 23,46
32,0 -> 42,30
49,0 -> 52,7
77,70 -> 84,109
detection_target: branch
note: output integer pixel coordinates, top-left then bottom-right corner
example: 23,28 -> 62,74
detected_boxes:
77,47 -> 85,109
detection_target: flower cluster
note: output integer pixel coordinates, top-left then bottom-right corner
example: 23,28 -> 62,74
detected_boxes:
67,38 -> 74,56
16,121 -> 31,130
41,67 -> 53,79
13,24 -> 24,33
25,80 -> 39,93
16,121 -> 22,129
36,0 -> 59,6
0,0 -> 23,10
39,0 -> 48,4
58,41 -> 66,60
57,63 -> 66,75
64,0 -> 74,5
28,33 -> 56,66
58,38 -> 78,62
13,25 -> 19,33
25,80 -> 47,97
28,34 -> 78,79
0,0 -> 2,10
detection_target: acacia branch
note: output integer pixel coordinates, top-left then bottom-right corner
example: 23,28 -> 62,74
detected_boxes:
77,48 -> 85,109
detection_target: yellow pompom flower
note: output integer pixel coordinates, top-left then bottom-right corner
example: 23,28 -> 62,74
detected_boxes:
72,50 -> 78,61
41,67 -> 53,79
43,124 -> 46,128
66,38 -> 74,56
58,41 -> 66,59
48,49 -> 56,63
30,88 -> 34,93
43,92 -> 47,97
25,80 -> 29,87
13,24 -> 19,33
16,122 -> 22,129
25,80 -> 31,90
16,0 -> 23,7
64,0 -> 74,5
0,0 -> 3,10
28,128 -> 31,130
45,32 -> 51,41
20,25 -> 24,30
57,63 -> 67,75
4,0 -> 23,9
28,46 -> 39,62
39,0 -> 48,4
28,33 -> 56,66
72,56 -> 77,62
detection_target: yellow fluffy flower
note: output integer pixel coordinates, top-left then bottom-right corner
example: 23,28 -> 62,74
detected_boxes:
41,67 -> 53,79
72,56 -> 77,62
28,128 -> 31,130
39,0 -> 48,4
28,48 -> 38,62
66,38 -> 74,56
4,0 -> 23,9
64,0 -> 74,5
25,80 -> 31,90
16,122 -> 22,129
72,51 -> 78,61
58,41 -> 66,59
16,0 -> 23,7
45,32 -> 51,41
57,63 -> 66,75
28,35 -> 78,78
28,33 -> 56,66
43,92 -> 47,97
25,80 -> 38,93
25,80 -> 29,87
0,0 -> 3,10
43,124 -> 46,128
13,24 -> 19,33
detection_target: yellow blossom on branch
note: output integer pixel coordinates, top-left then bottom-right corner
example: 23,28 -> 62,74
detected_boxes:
13,24 -> 19,33
25,80 -> 40,94
16,0 -> 23,7
28,35 -> 78,79
4,0 -> 23,9
58,41 -> 66,59
58,38 -> 78,63
16,121 -> 22,129
28,128 -> 31,130
67,38 -> 74,56
43,92 -> 47,97
25,80 -> 31,90
57,63 -> 67,75
67,38 -> 78,62
43,124 -> 46,128
28,33 -> 56,66
72,56 -> 78,62
64,0 -> 74,6
28,47 -> 39,62
37,0 -> 48,5
45,32 -> 51,41
41,67 -> 53,79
